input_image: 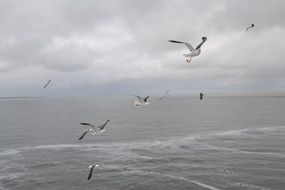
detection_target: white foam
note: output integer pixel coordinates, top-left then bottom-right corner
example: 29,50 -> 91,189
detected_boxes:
124,169 -> 222,190
196,142 -> 285,158
231,182 -> 271,190
0,149 -> 21,157
212,126 -> 285,137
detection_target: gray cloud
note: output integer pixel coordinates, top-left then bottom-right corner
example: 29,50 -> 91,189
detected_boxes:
0,0 -> 285,96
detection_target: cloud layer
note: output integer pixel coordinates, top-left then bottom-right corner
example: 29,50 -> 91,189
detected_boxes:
0,0 -> 285,96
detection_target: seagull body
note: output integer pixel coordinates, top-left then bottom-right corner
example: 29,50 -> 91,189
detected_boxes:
169,37 -> 207,63
87,164 -> 99,180
245,24 -> 254,33
78,120 -> 110,140
43,79 -> 52,88
158,90 -> 170,101
132,95 -> 150,107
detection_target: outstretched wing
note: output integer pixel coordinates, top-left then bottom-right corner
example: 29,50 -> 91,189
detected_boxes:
144,96 -> 150,102
195,37 -> 207,50
78,129 -> 89,140
99,120 -> 110,130
80,122 -> 96,130
131,95 -> 144,103
43,79 -> 51,88
245,24 -> 254,33
87,165 -> 95,180
169,40 -> 194,51
158,90 -> 169,101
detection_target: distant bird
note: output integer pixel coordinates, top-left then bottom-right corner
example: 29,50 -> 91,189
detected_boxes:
78,120 -> 110,140
200,93 -> 205,100
245,24 -> 254,33
158,90 -> 170,101
87,164 -> 99,180
131,95 -> 150,107
43,79 -> 52,88
169,37 -> 207,63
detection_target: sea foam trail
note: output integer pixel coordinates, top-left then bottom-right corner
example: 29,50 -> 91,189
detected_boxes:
210,125 -> 285,137
196,142 -> 285,158
231,182 -> 271,190
1,125 -> 284,158
164,174 -> 223,190
124,169 -> 223,190
0,149 -> 21,157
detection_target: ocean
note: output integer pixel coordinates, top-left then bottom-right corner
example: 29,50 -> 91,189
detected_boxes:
0,96 -> 285,190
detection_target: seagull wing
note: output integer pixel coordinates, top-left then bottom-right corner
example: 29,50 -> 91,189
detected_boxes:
43,79 -> 51,88
80,122 -> 96,130
245,24 -> 254,33
195,37 -> 207,50
169,40 -> 194,51
159,90 -> 169,101
164,90 -> 169,96
87,165 -> 95,180
78,129 -> 89,140
131,95 -> 144,103
144,96 -> 150,102
99,120 -> 110,130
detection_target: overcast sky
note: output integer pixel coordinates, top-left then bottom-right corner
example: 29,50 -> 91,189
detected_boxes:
0,0 -> 285,97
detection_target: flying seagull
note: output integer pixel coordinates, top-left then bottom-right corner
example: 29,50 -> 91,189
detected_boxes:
87,164 -> 99,180
158,90 -> 170,101
131,95 -> 150,107
200,93 -> 205,100
43,79 -> 52,88
245,24 -> 254,33
169,37 -> 207,63
78,120 -> 110,140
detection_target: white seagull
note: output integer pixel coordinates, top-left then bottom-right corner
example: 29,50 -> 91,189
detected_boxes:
131,95 -> 150,107
169,37 -> 207,63
245,24 -> 254,33
78,120 -> 110,140
87,164 -> 99,180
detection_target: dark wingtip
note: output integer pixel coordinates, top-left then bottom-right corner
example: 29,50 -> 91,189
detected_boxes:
202,37 -> 207,41
252,24 -> 254,27
168,40 -> 183,43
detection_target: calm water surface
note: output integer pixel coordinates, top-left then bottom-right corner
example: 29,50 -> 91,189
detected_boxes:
0,96 -> 285,190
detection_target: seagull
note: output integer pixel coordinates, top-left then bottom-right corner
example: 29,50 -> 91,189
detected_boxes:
131,95 -> 150,107
158,90 -> 170,101
169,37 -> 207,63
43,79 -> 52,88
200,93 -> 205,100
245,24 -> 254,33
87,164 -> 99,180
78,120 -> 110,140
